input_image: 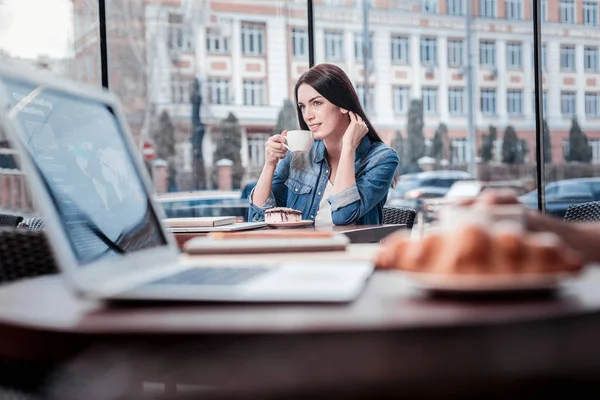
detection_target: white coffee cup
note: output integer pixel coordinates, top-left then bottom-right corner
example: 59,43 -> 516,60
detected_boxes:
285,130 -> 314,153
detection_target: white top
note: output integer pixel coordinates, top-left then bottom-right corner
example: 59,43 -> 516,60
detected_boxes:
314,180 -> 334,227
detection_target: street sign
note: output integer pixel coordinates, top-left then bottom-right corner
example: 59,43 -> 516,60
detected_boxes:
142,141 -> 156,161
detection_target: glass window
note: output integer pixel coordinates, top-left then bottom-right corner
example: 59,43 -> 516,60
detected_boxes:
585,46 -> 599,72
447,39 -> 464,67
391,35 -> 410,64
584,2 -> 599,26
420,37 -> 437,66
542,44 -> 547,70
448,87 -> 465,115
559,0 -> 575,24
247,134 -> 270,167
354,33 -> 374,61
207,78 -> 230,105
506,0 -> 522,20
292,28 -> 308,58
422,0 -> 438,13
561,91 -> 577,116
480,40 -> 496,67
447,0 -> 464,15
481,89 -> 496,115
206,29 -> 229,54
533,90 -> 548,117
451,139 -> 467,163
171,78 -> 190,104
393,86 -> 410,115
241,23 -> 264,56
324,30 -> 344,61
168,13 -> 191,51
560,45 -> 576,71
243,80 -> 265,106
585,92 -> 600,117
590,139 -> 600,163
356,84 -> 375,112
422,87 -> 438,114
507,90 -> 523,116
507,42 -> 522,69
480,0 -> 496,17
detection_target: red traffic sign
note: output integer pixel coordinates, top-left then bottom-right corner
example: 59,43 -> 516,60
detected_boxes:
142,141 -> 156,161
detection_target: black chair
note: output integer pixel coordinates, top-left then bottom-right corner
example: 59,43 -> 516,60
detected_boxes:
564,201 -> 600,223
383,206 -> 417,230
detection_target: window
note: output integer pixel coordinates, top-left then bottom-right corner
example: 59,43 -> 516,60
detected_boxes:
585,92 -> 600,117
207,78 -> 230,105
420,37 -> 437,66
451,139 -> 467,164
591,139 -> 600,163
168,14 -> 190,51
507,90 -> 523,116
584,2 -> 599,26
422,0 -> 438,13
243,80 -> 265,106
292,28 -> 308,58
561,91 -> 576,116
248,134 -> 270,167
533,90 -> 548,116
585,46 -> 599,72
559,0 -> 575,23
422,87 -> 438,114
447,0 -> 464,15
541,44 -> 547,70
354,33 -> 374,61
480,0 -> 496,17
323,0 -> 345,4
206,29 -> 229,54
506,0 -> 522,19
560,45 -> 576,71
324,31 -> 344,61
448,87 -> 465,115
480,40 -> 496,67
356,84 -> 375,111
481,88 -> 496,115
241,24 -> 264,56
391,35 -> 410,64
535,0 -> 548,21
175,142 -> 192,172
171,78 -> 189,104
507,42 -> 522,69
447,39 -> 464,67
393,86 -> 410,114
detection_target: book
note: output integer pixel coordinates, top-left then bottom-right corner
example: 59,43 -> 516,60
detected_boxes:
163,216 -> 236,228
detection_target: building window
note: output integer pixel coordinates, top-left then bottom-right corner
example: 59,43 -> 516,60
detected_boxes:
447,0 -> 464,15
559,0 -> 575,23
584,2 -> 599,26
541,44 -> 547,70
393,86 -> 410,114
534,90 -> 548,116
420,37 -> 437,66
480,40 -> 496,67
175,142 -> 193,172
422,0 -> 438,13
323,0 -> 346,5
324,30 -> 344,61
507,90 -> 523,116
207,78 -> 230,105
247,133 -> 269,167
391,35 -> 410,64
560,45 -> 576,71
448,87 -> 465,115
506,0 -> 522,19
354,33 -> 374,61
206,29 -> 229,54
585,46 -> 599,72
241,24 -> 264,56
422,87 -> 438,114
532,0 -> 549,21
507,42 -> 522,69
243,80 -> 265,106
168,14 -> 190,51
561,91 -> 576,116
590,139 -> 600,163
171,78 -> 189,104
585,92 -> 600,117
447,39 -> 464,67
480,88 -> 496,115
356,84 -> 375,111
480,0 -> 496,17
292,28 -> 308,58
451,139 -> 467,164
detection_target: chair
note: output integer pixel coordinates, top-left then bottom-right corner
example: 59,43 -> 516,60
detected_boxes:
383,206 -> 417,230
564,201 -> 600,223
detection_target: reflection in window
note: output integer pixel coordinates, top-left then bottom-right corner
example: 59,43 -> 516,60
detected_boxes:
422,87 -> 438,114
447,39 -> 464,67
585,46 -> 599,72
241,24 -> 264,56
584,2 -> 599,26
354,33 -> 374,61
420,37 -> 437,66
561,91 -> 576,116
507,90 -> 523,116
448,87 -> 465,115
324,31 -> 344,61
171,78 -> 189,104
480,40 -> 496,67
481,89 -> 496,115
292,28 -> 308,58
585,92 -> 600,117
356,84 -> 375,111
451,139 -> 467,164
393,86 -> 410,115
207,78 -> 230,105
560,45 -> 576,71
447,0 -> 464,16
391,35 -> 410,64
506,42 -> 522,69
206,29 -> 229,54
480,0 -> 496,18
559,0 -> 575,24
243,80 -> 265,106
506,0 -> 522,20
422,0 -> 438,14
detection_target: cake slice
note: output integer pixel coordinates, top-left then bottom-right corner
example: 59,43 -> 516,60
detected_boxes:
265,207 -> 302,223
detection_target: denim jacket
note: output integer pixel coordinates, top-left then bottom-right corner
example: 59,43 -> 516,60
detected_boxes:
248,136 -> 399,225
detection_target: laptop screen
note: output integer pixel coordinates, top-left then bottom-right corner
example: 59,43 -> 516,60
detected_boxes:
0,76 -> 168,265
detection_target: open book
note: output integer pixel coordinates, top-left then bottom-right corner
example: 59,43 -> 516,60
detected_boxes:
163,216 -> 236,228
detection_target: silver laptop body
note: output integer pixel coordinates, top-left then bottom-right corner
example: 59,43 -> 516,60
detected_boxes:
0,65 -> 373,303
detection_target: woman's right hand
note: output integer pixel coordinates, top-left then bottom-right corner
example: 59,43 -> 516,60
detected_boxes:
264,130 -> 288,166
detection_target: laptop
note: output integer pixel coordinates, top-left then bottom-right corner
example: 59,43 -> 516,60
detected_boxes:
0,65 -> 373,303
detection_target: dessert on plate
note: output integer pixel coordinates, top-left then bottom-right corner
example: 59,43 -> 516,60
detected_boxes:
265,207 -> 302,224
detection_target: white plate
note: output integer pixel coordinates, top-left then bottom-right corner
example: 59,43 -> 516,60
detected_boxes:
266,220 -> 313,229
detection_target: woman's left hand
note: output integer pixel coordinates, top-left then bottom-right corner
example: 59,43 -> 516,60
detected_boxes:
342,111 -> 369,150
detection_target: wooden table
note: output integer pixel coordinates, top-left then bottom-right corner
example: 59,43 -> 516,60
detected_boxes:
2,245 -> 600,398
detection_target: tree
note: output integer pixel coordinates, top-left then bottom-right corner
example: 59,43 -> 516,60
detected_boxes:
213,113 -> 244,189
479,125 -> 497,163
405,99 -> 426,172
566,118 -> 592,163
543,119 -> 552,163
152,110 -> 177,191
502,125 -> 520,164
274,99 -> 298,134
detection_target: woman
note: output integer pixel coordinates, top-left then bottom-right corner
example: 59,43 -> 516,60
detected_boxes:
248,63 -> 399,226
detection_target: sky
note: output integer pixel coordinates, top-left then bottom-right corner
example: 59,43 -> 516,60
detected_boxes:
0,0 -> 73,59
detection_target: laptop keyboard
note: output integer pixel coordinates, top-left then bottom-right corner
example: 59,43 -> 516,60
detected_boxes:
148,267 -> 270,286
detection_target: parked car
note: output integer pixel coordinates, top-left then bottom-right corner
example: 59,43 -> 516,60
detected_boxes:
519,178 -> 600,218
156,190 -> 249,220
